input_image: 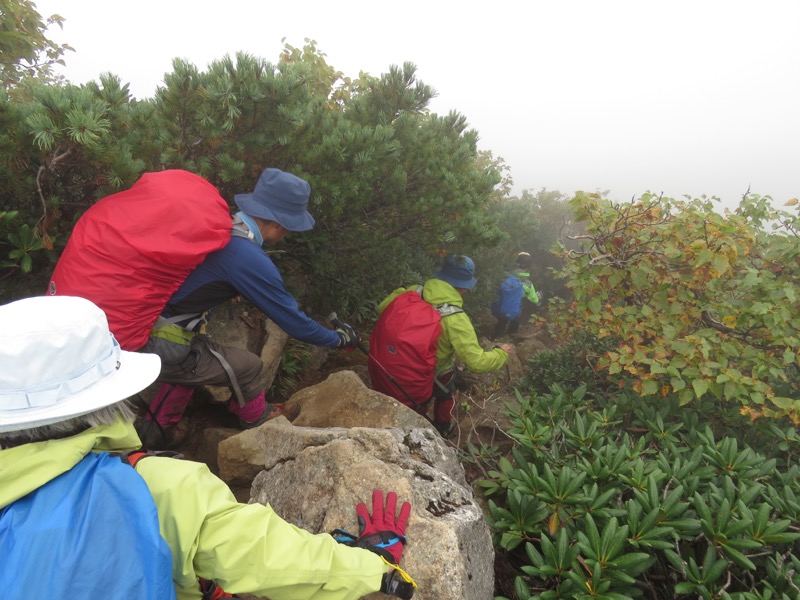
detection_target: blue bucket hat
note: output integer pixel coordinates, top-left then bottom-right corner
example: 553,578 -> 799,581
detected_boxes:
234,168 -> 315,232
435,255 -> 478,290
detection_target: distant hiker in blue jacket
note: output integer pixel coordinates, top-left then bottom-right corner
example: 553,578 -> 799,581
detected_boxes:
138,168 -> 358,448
491,252 -> 540,339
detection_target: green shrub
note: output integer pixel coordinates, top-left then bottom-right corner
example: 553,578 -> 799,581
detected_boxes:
522,330 -> 621,399
483,385 -> 800,599
270,339 -> 313,401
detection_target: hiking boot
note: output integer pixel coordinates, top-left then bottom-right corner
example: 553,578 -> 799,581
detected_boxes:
239,402 -> 300,429
434,420 -> 456,438
135,419 -> 173,449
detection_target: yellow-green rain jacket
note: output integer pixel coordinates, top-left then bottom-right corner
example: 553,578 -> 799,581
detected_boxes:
378,278 -> 509,374
0,420 -> 388,600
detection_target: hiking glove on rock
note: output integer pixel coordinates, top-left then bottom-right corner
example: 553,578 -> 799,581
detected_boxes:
336,322 -> 358,350
330,489 -> 415,598
354,489 -> 411,564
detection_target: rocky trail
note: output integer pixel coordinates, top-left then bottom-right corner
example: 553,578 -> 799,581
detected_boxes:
165,305 -> 552,480
132,303 -> 553,599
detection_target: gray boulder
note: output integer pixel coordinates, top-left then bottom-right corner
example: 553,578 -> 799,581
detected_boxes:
288,370 -> 435,431
219,421 -> 493,600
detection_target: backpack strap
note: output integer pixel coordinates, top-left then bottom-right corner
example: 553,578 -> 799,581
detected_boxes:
119,449 -> 183,468
415,286 -> 462,395
231,218 -> 255,241
150,319 -> 246,408
199,577 -> 240,599
154,312 -> 207,333
415,286 -> 463,318
204,340 -> 247,408
436,304 -> 463,318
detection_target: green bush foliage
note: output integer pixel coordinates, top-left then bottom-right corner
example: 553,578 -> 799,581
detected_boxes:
548,192 -> 800,423
1,41 -> 506,314
483,385 -> 800,599
0,0 -> 72,87
522,330 -> 621,399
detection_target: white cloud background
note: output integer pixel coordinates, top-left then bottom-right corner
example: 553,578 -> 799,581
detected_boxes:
34,0 -> 800,208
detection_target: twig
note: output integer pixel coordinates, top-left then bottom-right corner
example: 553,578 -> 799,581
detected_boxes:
34,147 -> 72,231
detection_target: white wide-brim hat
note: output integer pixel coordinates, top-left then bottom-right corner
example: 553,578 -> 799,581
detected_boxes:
0,295 -> 161,433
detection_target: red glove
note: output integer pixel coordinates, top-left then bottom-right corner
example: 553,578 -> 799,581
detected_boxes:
355,489 -> 411,564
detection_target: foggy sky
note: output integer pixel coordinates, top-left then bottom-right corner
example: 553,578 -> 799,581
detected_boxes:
33,0 -> 800,210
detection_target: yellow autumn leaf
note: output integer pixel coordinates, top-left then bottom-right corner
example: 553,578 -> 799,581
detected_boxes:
548,512 -> 560,536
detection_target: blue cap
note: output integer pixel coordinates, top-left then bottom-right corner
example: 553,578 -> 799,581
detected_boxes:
435,255 -> 477,290
234,168 -> 315,232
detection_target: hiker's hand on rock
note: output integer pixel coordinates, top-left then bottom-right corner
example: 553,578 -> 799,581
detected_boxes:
336,322 -> 358,351
355,489 -> 411,565
497,343 -> 512,354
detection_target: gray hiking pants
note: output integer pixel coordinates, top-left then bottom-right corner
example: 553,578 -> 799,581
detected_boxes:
141,334 -> 266,403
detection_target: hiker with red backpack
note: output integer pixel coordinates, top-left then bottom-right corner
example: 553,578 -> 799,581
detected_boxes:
49,168 -> 358,448
370,255 -> 511,437
0,296 -> 415,600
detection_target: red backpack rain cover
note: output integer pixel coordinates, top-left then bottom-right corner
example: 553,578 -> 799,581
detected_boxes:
48,170 -> 232,351
368,290 -> 442,407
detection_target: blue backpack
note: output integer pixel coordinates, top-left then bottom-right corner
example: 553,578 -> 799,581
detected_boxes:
491,276 -> 525,320
0,452 -> 175,599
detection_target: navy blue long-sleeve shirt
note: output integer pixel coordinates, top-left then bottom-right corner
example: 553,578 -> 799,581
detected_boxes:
165,236 -> 340,348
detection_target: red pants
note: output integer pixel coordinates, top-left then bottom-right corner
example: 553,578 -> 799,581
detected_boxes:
403,370 -> 455,425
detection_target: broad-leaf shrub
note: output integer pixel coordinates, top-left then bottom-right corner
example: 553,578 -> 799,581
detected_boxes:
484,386 -> 800,599
548,192 -> 800,423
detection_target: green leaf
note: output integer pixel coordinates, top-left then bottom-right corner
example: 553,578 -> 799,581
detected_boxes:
723,538 -> 762,551
631,268 -> 647,289
720,544 -> 756,570
702,556 -> 729,585
679,389 -> 694,406
692,379 -> 709,399
674,584 -> 697,595
641,379 -> 659,396
609,552 -> 651,571
670,377 -> 686,391
712,254 -> 729,275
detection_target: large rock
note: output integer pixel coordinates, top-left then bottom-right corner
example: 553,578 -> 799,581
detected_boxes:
220,421 -> 493,600
216,371 -> 433,487
287,370 -> 435,431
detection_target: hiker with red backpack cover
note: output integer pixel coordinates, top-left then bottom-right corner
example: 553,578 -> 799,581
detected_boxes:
370,255 -> 511,437
49,168 -> 358,448
0,296 -> 414,600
